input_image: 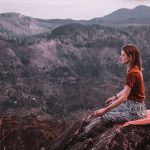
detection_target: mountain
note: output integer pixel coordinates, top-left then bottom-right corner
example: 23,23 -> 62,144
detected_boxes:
99,5 -> 150,21
0,12 -> 75,41
1,5 -> 150,41
1,22 -> 150,121
90,5 -> 150,26
1,7 -> 150,150
1,6 -> 150,121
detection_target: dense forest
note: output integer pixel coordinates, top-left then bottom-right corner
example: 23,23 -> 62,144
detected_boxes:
1,9 -> 150,149
0,18 -> 150,122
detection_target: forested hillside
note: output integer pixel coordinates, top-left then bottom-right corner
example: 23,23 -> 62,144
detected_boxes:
0,20 -> 150,121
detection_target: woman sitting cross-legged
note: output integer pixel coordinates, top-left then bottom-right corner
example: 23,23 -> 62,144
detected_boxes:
49,44 -> 147,150
83,44 -> 147,135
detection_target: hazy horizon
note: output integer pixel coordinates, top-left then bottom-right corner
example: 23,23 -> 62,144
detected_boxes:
0,0 -> 150,20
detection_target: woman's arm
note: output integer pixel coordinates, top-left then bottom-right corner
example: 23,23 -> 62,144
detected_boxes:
105,90 -> 123,105
116,90 -> 124,98
95,85 -> 131,116
105,90 -> 124,105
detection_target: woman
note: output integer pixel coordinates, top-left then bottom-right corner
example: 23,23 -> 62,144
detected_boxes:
94,44 -> 147,124
49,44 -> 147,149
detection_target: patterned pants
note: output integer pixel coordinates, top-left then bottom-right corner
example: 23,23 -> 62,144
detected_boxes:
101,100 -> 147,124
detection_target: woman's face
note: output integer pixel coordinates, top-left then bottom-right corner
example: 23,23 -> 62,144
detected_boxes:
120,50 -> 131,64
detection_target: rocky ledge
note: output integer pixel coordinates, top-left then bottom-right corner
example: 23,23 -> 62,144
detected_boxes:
49,116 -> 150,150
0,114 -> 150,150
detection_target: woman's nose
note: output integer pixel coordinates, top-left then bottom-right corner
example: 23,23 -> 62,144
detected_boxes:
119,56 -> 122,62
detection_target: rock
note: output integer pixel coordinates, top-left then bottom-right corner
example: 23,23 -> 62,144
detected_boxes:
49,116 -> 150,150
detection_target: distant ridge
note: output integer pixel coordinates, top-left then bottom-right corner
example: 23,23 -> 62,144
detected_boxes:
0,4 -> 150,36
99,5 -> 150,21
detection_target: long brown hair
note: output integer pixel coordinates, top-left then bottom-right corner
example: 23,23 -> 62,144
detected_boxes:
122,44 -> 142,71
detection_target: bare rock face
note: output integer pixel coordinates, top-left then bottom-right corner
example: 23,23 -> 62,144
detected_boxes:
49,116 -> 150,150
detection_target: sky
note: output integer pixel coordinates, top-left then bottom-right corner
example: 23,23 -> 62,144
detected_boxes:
0,0 -> 150,20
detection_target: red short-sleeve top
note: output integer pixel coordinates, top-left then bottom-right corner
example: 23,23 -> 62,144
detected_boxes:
125,67 -> 146,101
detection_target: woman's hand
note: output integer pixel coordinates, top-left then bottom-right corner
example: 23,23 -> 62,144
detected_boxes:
94,108 -> 108,117
105,97 -> 115,105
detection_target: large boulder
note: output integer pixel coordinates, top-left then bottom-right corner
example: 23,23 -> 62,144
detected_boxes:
49,116 -> 150,150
